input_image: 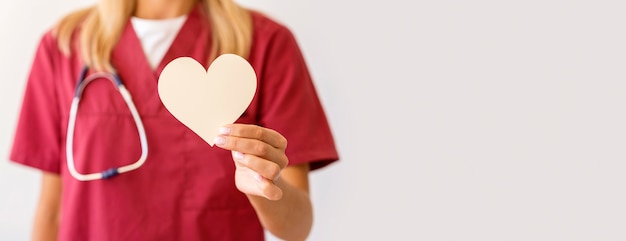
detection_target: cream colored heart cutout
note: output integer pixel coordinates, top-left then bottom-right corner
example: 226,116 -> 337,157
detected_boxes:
158,54 -> 257,146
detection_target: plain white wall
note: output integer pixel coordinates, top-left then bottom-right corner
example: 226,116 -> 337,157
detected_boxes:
0,1 -> 94,240
2,0 -> 626,241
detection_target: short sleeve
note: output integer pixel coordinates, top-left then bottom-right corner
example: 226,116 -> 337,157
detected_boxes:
9,32 -> 62,174
258,26 -> 339,170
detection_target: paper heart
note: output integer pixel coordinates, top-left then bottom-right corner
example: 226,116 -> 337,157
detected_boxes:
157,54 -> 257,146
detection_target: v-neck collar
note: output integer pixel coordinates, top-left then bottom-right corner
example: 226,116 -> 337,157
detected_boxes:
112,5 -> 210,80
156,6 -> 211,76
109,4 -> 211,114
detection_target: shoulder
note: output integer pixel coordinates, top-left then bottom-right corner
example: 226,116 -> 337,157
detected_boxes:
40,29 -> 60,49
33,29 -> 64,61
248,10 -> 307,62
249,11 -> 297,43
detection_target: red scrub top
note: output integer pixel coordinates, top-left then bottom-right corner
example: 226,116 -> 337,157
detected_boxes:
10,6 -> 338,241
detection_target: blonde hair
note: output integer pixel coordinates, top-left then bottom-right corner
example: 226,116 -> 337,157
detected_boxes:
53,0 -> 252,72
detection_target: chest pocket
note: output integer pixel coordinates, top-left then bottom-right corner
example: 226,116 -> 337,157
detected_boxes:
75,76 -> 136,115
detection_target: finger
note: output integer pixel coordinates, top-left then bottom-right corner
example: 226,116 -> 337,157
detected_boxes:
220,124 -> 287,150
254,172 -> 283,201
216,135 -> 288,168
232,151 -> 282,181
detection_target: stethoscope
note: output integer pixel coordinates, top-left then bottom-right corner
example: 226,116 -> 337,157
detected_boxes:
66,66 -> 149,181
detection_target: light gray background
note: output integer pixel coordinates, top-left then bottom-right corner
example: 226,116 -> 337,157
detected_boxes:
1,0 -> 625,240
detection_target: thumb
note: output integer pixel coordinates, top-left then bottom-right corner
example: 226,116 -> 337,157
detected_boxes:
255,173 -> 283,200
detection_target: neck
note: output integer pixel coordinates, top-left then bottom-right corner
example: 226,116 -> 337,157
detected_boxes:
134,0 -> 197,19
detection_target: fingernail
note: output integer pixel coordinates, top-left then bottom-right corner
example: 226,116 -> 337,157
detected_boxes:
214,136 -> 226,146
219,126 -> 231,134
233,151 -> 244,160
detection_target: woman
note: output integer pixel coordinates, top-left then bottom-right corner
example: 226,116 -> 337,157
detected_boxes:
10,0 -> 339,240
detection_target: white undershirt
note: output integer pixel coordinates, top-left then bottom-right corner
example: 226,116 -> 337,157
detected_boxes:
131,15 -> 187,70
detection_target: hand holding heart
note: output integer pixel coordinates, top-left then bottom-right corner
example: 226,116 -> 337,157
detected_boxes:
158,54 -> 287,200
215,124 -> 289,201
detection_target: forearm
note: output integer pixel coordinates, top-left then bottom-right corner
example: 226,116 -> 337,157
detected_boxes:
248,177 -> 313,241
31,212 -> 59,241
32,172 -> 61,241
215,125 -> 314,239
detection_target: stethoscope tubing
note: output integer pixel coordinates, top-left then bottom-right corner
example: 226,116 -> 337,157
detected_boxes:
66,66 -> 149,181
